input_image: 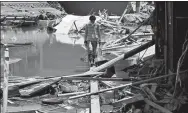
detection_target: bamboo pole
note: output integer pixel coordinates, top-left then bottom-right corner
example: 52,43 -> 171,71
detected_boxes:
68,70 -> 188,100
2,46 -> 9,113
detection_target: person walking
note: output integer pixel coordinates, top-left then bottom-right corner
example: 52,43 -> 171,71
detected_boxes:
84,15 -> 101,65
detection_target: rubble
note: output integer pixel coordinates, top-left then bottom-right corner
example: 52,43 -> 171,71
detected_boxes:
2,2 -> 188,113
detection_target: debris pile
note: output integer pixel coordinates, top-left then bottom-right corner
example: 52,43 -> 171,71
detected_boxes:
2,1 -> 188,113
2,55 -> 187,113
0,2 -> 67,27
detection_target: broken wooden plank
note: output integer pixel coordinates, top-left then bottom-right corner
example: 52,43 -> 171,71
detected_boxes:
42,97 -> 65,105
112,94 -> 144,105
144,98 -> 172,113
9,78 -> 42,88
90,80 -> 100,113
58,91 -> 85,97
64,72 -> 105,78
62,76 -> 134,81
1,58 -> 21,66
140,84 -> 157,101
90,40 -> 154,73
39,72 -> 105,82
68,71 -> 185,100
19,78 -> 61,97
118,3 -> 129,24
7,103 -> 41,113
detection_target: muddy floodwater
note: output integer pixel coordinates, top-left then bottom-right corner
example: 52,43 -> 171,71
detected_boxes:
1,27 -> 96,77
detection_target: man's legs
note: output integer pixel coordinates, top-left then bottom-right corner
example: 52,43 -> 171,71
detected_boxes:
91,41 -> 98,57
85,41 -> 93,63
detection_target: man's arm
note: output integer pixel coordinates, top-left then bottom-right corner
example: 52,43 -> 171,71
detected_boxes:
84,25 -> 88,41
96,24 -> 101,42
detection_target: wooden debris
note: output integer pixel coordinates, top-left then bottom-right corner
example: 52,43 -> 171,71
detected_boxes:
62,76 -> 134,81
9,79 -> 42,89
90,80 -> 100,113
7,86 -> 20,98
68,71 -> 182,100
89,40 -> 154,75
58,91 -> 85,97
134,109 -> 142,113
144,98 -> 173,113
140,85 -> 157,101
7,103 -> 41,113
101,105 -> 113,113
112,94 -> 144,106
1,58 -> 21,66
19,78 -> 61,97
42,97 -> 65,105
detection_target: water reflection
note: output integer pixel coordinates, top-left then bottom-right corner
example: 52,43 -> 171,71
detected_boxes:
1,27 -> 88,78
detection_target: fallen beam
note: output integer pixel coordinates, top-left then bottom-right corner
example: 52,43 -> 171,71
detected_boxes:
90,40 -> 154,73
61,77 -> 135,81
63,72 -> 105,77
68,70 -> 188,100
58,91 -> 85,97
19,78 -> 61,97
118,3 -> 129,24
112,94 -> 144,105
144,98 -> 172,113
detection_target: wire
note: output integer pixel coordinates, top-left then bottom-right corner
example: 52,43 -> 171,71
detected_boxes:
173,31 -> 188,97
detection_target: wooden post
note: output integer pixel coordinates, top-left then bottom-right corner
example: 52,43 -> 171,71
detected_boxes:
2,46 -> 9,113
90,80 -> 100,113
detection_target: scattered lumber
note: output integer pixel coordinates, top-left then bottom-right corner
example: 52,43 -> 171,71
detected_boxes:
9,79 -> 42,88
19,78 -> 61,97
89,40 -> 154,73
112,94 -> 144,105
110,16 -> 152,45
68,71 -> 184,100
7,103 -> 41,113
144,98 -> 173,113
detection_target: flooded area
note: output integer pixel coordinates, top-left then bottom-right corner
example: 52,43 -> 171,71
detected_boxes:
1,26 -> 120,78
1,27 -> 93,78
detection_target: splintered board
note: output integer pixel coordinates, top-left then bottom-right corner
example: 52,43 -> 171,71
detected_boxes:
19,78 -> 61,97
